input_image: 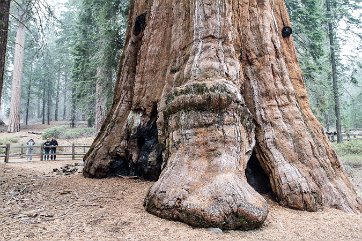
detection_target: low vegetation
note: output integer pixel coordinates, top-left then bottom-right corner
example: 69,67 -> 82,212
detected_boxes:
333,140 -> 362,175
42,126 -> 95,140
0,137 -> 19,154
333,140 -> 362,156
0,137 -> 19,145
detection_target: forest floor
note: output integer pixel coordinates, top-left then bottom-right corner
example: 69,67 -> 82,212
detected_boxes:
0,123 -> 362,241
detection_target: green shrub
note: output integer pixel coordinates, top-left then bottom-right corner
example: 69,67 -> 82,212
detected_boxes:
42,126 -> 95,140
62,127 -> 95,139
0,137 -> 19,145
0,137 -> 19,154
42,126 -> 68,139
332,140 -> 362,156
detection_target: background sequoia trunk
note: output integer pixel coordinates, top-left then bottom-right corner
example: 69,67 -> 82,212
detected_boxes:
8,21 -> 26,133
0,0 -> 11,106
84,0 -> 361,230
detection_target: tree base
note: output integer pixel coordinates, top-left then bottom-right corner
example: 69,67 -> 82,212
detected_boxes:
145,81 -> 268,230
145,174 -> 268,230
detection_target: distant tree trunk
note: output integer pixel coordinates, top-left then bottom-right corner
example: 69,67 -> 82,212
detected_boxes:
0,0 -> 11,106
47,79 -> 51,125
55,72 -> 60,121
326,0 -> 342,143
95,67 -> 108,132
37,96 -> 41,119
325,113 -> 330,132
70,82 -> 76,128
87,99 -> 95,127
42,79 -> 46,124
84,0 -> 361,230
8,21 -> 26,132
87,112 -> 94,127
63,73 -> 68,120
25,64 -> 33,126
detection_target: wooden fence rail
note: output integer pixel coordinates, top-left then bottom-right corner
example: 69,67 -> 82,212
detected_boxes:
0,144 -> 91,163
326,133 -> 362,142
1,131 -> 361,162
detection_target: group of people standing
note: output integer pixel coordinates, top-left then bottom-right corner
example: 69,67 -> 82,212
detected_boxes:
43,138 -> 58,160
26,137 -> 58,160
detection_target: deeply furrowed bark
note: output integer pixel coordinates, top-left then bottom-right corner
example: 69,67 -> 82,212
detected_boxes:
242,0 -> 360,212
8,21 -> 26,133
84,0 -> 361,230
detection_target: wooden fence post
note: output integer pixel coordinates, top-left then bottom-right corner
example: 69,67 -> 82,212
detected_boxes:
5,144 -> 10,163
72,143 -> 75,160
40,145 -> 44,161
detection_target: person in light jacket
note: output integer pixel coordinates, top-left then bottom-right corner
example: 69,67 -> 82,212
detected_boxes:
26,139 -> 35,160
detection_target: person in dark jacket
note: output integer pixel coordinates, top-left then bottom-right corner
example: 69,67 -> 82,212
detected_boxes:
43,139 -> 52,160
50,137 -> 58,160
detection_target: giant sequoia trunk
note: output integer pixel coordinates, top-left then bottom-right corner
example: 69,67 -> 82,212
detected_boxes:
84,0 -> 361,230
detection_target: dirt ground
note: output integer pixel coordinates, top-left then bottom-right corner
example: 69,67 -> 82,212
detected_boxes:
1,160 -> 361,241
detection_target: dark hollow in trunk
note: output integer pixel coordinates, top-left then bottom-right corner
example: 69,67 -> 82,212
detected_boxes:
130,106 -> 162,180
133,13 -> 147,36
246,150 -> 272,195
84,105 -> 162,181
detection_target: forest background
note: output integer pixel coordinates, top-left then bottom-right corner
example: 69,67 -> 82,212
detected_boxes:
0,0 -> 361,142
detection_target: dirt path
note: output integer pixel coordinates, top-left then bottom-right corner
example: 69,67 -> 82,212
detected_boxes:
1,161 -> 361,241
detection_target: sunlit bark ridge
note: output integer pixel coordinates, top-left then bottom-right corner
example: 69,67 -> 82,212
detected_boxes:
83,0 -> 361,230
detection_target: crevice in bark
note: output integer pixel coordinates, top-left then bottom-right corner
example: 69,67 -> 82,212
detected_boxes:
108,155 -> 131,177
87,105 -> 163,180
246,150 -> 272,195
133,13 -> 147,36
129,104 -> 163,180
